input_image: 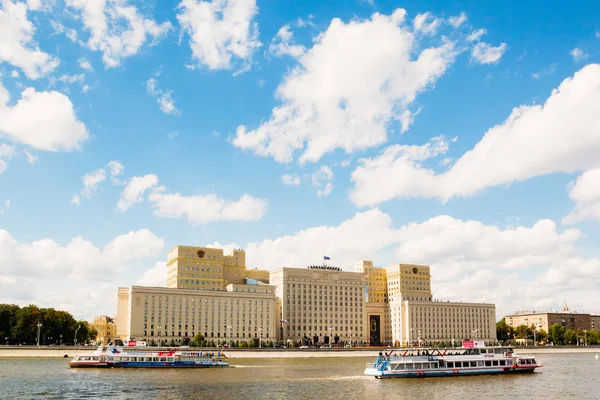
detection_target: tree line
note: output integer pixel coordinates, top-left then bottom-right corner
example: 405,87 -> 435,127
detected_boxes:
0,304 -> 97,345
497,318 -> 600,345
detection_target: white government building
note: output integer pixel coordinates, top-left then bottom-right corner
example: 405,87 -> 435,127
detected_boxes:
116,246 -> 497,346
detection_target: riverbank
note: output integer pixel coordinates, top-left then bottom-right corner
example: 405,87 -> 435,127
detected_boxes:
1,345 -> 598,358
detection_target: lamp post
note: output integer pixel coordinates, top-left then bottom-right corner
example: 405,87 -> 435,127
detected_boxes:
259,328 -> 262,348
584,330 -> 588,346
75,324 -> 81,346
36,322 -> 42,346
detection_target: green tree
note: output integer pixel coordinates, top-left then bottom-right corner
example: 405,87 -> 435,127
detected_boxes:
586,330 -> 599,345
11,305 -> 43,344
88,328 -> 98,342
0,304 -> 20,344
564,329 -> 576,345
514,324 -> 530,340
191,332 -> 205,347
549,323 -> 565,345
536,329 -> 548,344
496,318 -> 513,342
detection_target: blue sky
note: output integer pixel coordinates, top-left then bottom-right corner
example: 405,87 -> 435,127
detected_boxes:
1,0 -> 599,321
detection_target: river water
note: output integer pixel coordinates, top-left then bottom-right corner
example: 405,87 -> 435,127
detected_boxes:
0,354 -> 598,399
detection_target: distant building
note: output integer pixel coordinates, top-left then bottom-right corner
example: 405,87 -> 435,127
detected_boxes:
89,315 -> 117,345
591,315 -> 600,331
505,305 -> 592,332
357,261 -> 496,346
116,283 -> 277,345
166,246 -> 270,290
270,266 -> 367,346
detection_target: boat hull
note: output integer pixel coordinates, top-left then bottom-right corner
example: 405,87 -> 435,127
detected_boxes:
69,361 -> 229,369
364,366 -> 538,379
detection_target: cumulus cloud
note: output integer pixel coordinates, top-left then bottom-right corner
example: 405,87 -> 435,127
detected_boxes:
413,12 -> 441,35
0,228 -> 164,278
137,261 -> 167,287
0,0 -> 60,79
146,77 -> 179,115
0,143 -> 15,173
78,57 -> 93,71
268,25 -> 305,58
0,82 -> 89,151
148,190 -> 267,224
471,41 -> 507,64
570,48 -> 588,62
216,209 -> 599,317
350,64 -> 600,206
65,0 -> 172,67
117,174 -> 159,211
312,166 -> 334,196
177,0 -> 261,71
563,168 -> 600,224
466,28 -> 486,42
72,161 -> 125,205
281,174 -> 301,186
233,9 -> 458,164
447,12 -> 467,28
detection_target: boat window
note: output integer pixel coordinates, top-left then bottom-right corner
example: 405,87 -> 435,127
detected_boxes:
405,363 -> 414,370
499,360 -> 506,366
470,361 -> 476,367
531,359 -> 536,364
485,361 -> 492,367
480,349 -> 487,354
423,363 -> 430,369
492,360 -> 499,366
160,357 -> 167,362
447,362 -> 453,368
396,364 -> 405,370
477,361 -> 484,367
154,357 -> 160,362
413,363 -> 422,370
506,360 -> 512,366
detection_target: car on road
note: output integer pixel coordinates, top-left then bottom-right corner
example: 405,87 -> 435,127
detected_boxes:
299,345 -> 309,349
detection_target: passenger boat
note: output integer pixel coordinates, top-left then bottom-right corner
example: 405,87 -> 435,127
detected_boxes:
364,345 -> 541,379
68,346 -> 229,368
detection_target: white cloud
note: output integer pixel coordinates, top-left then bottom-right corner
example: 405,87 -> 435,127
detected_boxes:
447,12 -> 467,28
0,199 -> 9,214
78,57 -> 93,71
312,165 -> 334,196
65,0 -> 172,68
80,168 -> 107,198
349,64 -> 600,206
229,209 -> 600,317
70,194 -> 80,206
413,12 -> 441,35
107,160 -> 124,177
531,64 -> 556,79
58,73 -> 85,85
233,9 -> 458,164
0,0 -> 60,79
117,174 -> 159,211
281,174 -> 301,186
0,160 -> 7,174
0,143 -> 15,157
570,48 -> 588,62
466,28 -> 486,42
145,77 -> 179,115
563,168 -> 600,224
471,42 -> 507,64
177,0 -> 261,71
268,25 -> 305,58
11,70 -> 19,78
0,228 -> 164,279
137,261 -> 167,287
148,189 -> 268,224
0,82 -> 89,151
23,150 -> 37,164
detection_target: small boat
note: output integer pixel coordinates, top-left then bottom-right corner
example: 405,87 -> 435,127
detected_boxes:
68,346 -> 229,368
595,355 -> 599,360
364,345 -> 541,379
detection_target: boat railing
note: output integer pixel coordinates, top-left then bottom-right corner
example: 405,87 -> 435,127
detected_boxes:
365,362 -> 378,369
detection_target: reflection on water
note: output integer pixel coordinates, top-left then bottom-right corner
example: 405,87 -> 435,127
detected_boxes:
0,354 -> 597,399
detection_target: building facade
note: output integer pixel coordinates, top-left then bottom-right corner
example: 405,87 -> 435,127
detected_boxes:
357,261 -> 496,346
505,308 -> 592,333
117,283 -> 277,345
270,266 -> 367,346
591,315 -> 600,331
166,246 -> 270,290
89,315 -> 117,345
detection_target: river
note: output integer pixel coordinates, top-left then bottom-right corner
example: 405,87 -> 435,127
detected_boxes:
0,353 -> 598,399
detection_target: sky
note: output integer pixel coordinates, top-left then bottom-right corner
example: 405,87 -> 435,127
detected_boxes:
1,0 -> 600,322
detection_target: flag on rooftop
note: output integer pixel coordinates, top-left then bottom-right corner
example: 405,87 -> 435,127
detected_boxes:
323,255 -> 330,260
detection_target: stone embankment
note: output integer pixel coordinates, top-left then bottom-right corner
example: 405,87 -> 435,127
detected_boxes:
0,346 -> 597,358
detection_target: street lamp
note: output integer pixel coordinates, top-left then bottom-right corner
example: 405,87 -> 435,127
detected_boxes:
36,322 -> 42,346
75,324 -> 82,346
259,328 -> 263,348
584,330 -> 588,346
